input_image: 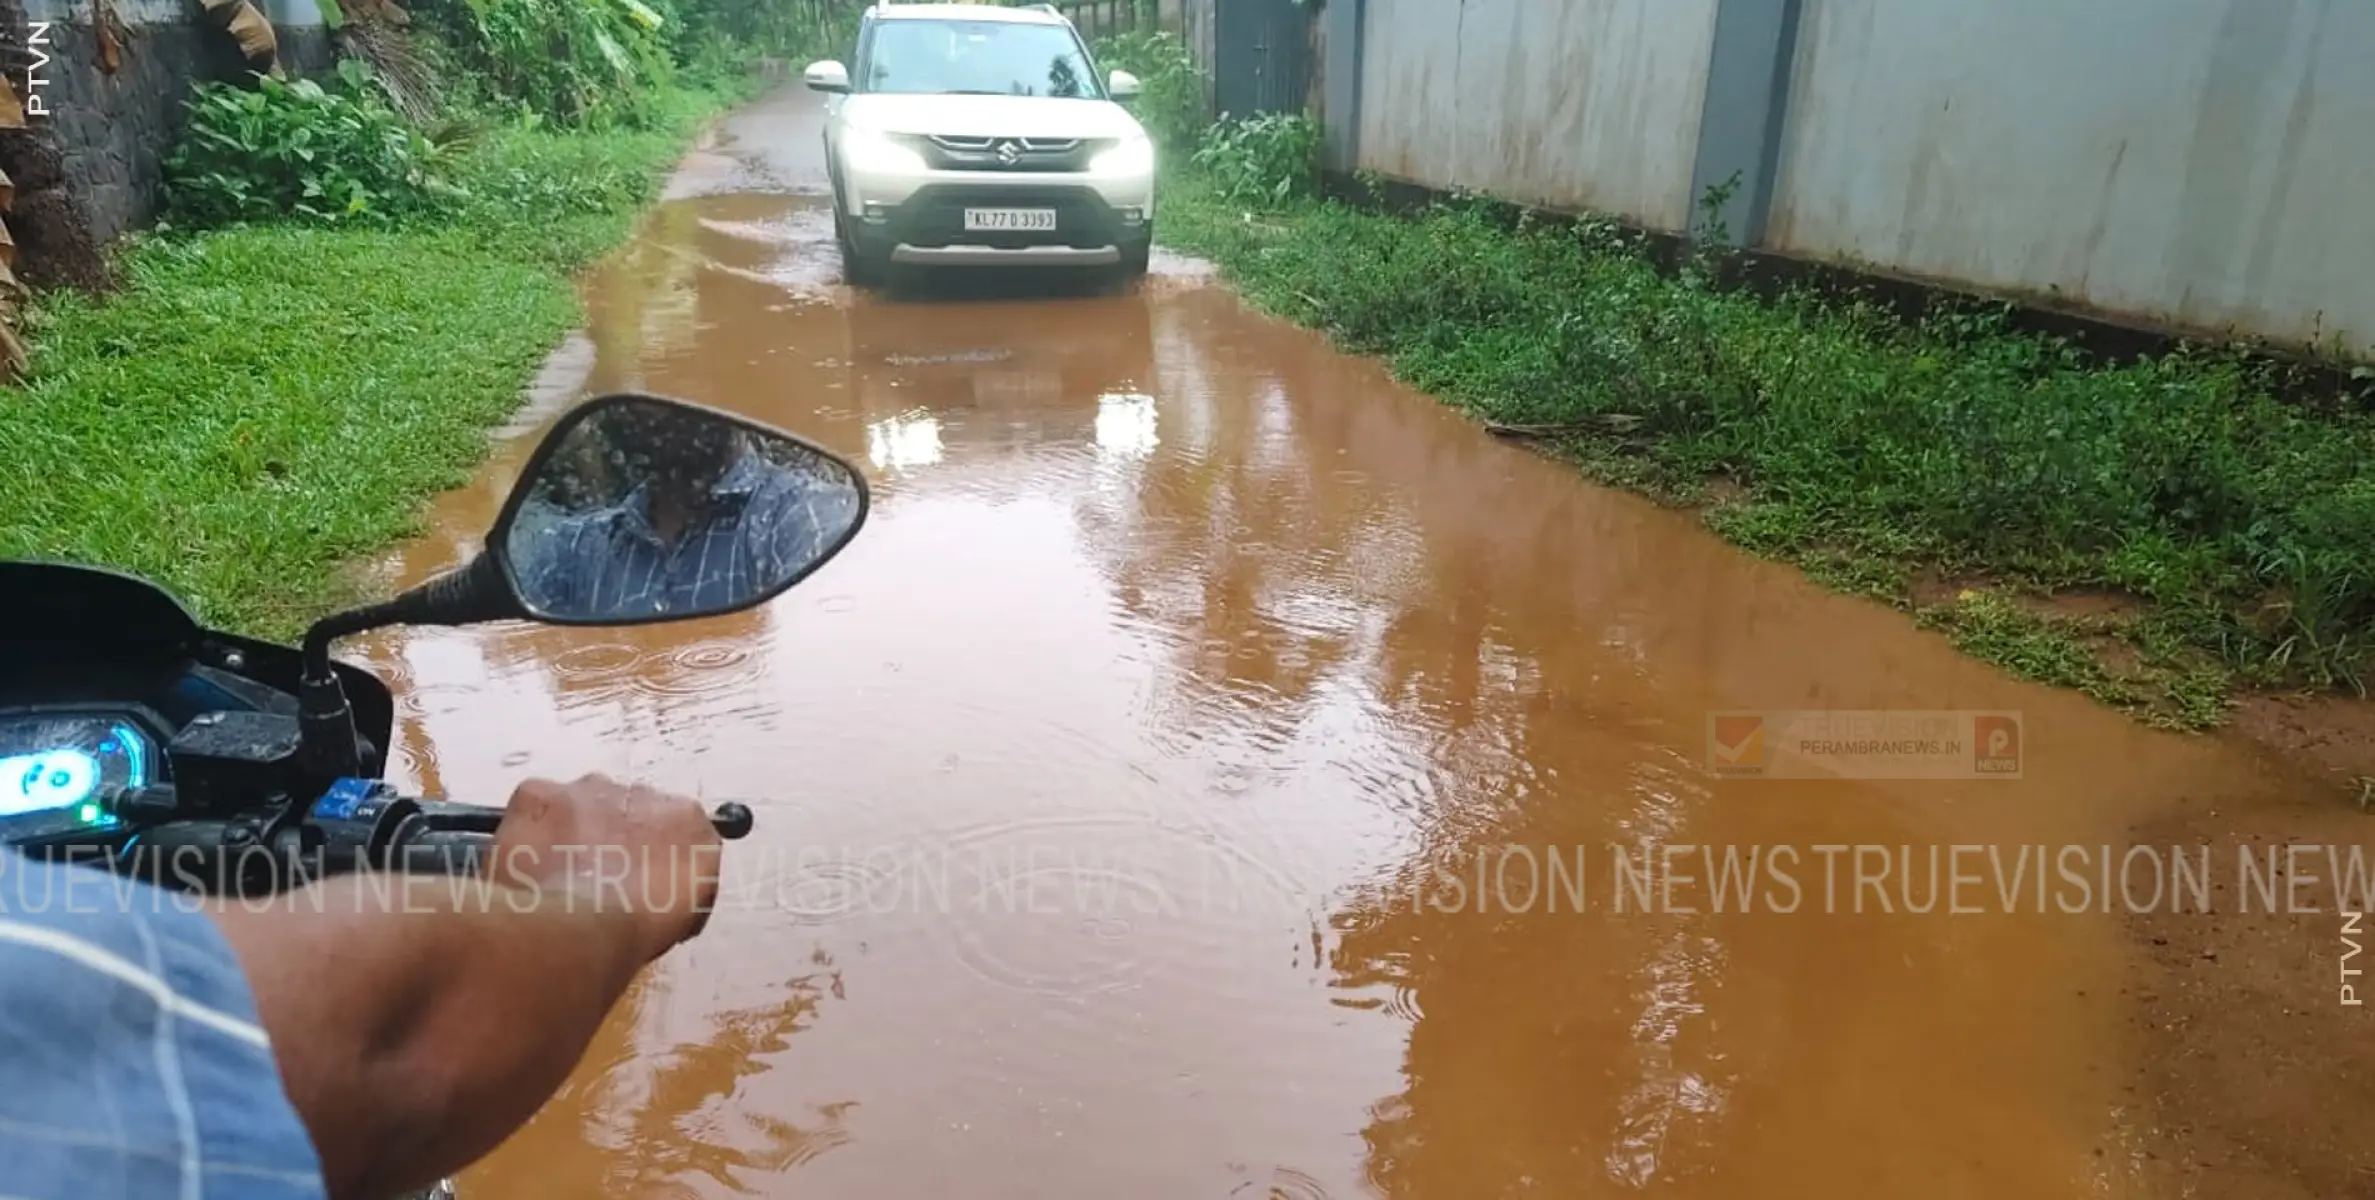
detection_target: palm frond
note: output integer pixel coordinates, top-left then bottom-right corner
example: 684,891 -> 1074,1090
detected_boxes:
336,19 -> 444,125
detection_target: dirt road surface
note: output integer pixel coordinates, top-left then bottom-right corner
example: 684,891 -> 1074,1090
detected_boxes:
350,86 -> 2375,1200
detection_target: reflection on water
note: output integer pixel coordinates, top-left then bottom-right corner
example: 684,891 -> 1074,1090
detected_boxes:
467,950 -> 853,1198
1093,392 -> 1159,460
334,91 -> 2352,1200
866,412 -> 944,473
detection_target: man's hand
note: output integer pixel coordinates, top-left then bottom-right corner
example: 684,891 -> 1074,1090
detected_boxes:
211,774 -> 732,1200
490,774 -> 725,963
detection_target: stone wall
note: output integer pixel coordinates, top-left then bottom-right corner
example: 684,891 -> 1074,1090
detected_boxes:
2,0 -> 331,286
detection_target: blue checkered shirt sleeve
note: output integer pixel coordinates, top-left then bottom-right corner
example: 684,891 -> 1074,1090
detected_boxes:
0,850 -> 326,1199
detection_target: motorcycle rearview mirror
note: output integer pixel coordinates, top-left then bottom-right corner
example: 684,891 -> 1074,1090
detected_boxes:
486,392 -> 870,626
291,392 -> 871,777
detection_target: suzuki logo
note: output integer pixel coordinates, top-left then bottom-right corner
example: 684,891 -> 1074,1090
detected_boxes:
995,140 -> 1022,165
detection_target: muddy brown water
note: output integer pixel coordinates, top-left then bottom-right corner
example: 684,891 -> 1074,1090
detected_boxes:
347,89 -> 2373,1199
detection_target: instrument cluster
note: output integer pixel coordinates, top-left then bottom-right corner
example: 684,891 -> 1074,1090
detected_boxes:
0,710 -> 160,838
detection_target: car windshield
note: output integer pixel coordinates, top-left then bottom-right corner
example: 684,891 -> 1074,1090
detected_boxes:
862,19 -> 1101,99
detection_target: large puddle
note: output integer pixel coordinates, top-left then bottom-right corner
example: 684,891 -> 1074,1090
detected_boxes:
344,89 -> 2363,1198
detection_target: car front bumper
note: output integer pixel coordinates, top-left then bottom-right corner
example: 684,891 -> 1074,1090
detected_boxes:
840,174 -> 1155,268
838,151 -> 1156,216
889,244 -> 1122,266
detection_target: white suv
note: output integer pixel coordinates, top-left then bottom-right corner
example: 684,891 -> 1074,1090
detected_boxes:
804,3 -> 1156,287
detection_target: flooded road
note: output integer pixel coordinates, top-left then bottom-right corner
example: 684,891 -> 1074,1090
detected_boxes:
353,88 -> 2369,1198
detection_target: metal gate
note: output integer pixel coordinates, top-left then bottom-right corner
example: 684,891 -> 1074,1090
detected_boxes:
1213,0 -> 1311,118
1054,0 -> 1150,42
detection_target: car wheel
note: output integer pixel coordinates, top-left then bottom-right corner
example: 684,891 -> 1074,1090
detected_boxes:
836,209 -> 885,289
823,158 -> 882,289
844,242 -> 886,289
1110,241 -> 1150,288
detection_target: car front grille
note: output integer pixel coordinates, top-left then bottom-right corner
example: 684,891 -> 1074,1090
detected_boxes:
898,134 -> 1119,174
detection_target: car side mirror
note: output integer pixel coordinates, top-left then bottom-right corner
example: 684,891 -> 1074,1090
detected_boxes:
805,60 -> 851,93
1108,69 -> 1141,100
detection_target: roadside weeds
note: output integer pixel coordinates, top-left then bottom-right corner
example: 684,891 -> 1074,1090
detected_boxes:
1151,170 -> 2375,735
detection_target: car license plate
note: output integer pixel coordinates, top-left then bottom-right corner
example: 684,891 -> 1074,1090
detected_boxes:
963,208 -> 1057,232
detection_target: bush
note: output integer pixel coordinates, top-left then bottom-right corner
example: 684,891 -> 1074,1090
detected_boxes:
1192,111 -> 1320,207
162,67 -> 454,229
1091,29 -> 1208,156
668,26 -> 762,91
442,85 -> 713,240
668,0 -> 863,60
456,0 -> 677,126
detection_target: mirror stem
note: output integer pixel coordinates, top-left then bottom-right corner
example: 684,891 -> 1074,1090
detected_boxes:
300,553 -> 518,676
296,554 -> 519,781
296,670 -> 360,782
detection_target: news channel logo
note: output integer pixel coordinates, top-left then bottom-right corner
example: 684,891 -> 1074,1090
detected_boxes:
1706,710 -> 2022,780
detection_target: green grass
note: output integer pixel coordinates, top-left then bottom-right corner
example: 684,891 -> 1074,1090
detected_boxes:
1154,170 -> 2375,729
0,81 -> 752,641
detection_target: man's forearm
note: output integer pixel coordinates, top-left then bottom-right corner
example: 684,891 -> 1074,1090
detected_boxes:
210,873 -> 651,1200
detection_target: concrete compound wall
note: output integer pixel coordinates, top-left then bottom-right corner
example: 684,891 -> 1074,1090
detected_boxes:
1318,0 -> 2375,358
1767,0 -> 2375,357
1351,0 -> 1717,234
10,0 -> 330,260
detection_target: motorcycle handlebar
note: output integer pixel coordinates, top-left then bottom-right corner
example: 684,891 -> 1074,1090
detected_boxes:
395,828 -> 492,877
385,800 -> 754,876
91,786 -> 756,886
399,800 -> 756,841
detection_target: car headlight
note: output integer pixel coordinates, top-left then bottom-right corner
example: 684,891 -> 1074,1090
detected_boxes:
1090,135 -> 1155,178
844,127 -> 927,175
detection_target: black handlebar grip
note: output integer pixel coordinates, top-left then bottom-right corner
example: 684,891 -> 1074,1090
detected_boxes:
389,809 -> 748,877
397,830 -> 490,878
711,802 -> 754,840
399,798 -> 752,845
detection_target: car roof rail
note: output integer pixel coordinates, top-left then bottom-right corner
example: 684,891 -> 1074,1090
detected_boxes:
867,0 -> 1067,16
868,0 -> 1065,12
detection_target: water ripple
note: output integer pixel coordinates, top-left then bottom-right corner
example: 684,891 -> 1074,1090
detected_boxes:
397,680 -> 482,721
771,856 -> 904,927
908,812 -> 1318,999
551,641 -> 643,681
1227,1165 -> 1335,1199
